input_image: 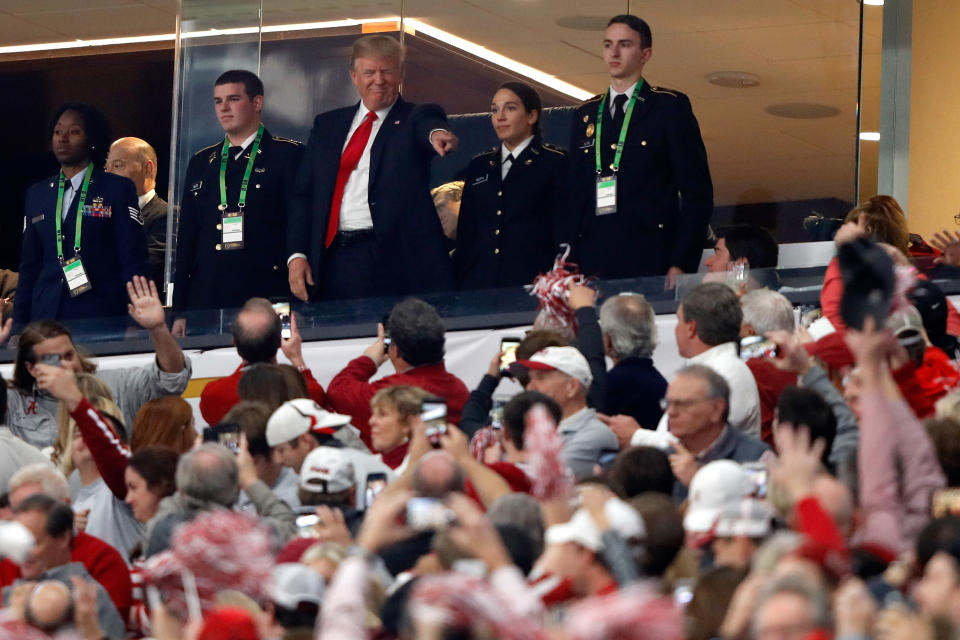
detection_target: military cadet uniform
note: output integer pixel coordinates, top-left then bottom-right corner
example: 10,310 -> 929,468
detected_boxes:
454,136 -> 571,290
15,167 -> 147,327
173,127 -> 302,311
568,80 -> 713,279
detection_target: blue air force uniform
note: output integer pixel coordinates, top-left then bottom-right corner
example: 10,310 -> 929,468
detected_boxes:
568,80 -> 713,279
173,128 -> 302,311
15,169 -> 147,326
454,137 -> 571,289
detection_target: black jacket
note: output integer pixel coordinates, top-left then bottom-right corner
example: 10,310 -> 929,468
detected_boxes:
454,138 -> 571,289
568,80 -> 713,278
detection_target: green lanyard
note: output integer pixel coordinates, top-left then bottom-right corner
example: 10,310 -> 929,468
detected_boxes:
54,164 -> 93,263
595,79 -> 644,175
219,123 -> 264,212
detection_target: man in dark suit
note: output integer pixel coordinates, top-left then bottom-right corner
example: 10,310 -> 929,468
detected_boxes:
15,103 -> 147,328
288,35 -> 457,301
106,137 -> 168,293
568,15 -> 713,285
172,70 -> 301,328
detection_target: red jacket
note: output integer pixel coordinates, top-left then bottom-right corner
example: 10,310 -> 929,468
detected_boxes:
200,363 -> 326,425
326,356 -> 469,450
1,532 -> 133,622
745,358 -> 798,447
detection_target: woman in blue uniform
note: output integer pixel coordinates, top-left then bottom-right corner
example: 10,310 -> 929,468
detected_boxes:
15,103 -> 147,329
454,82 -> 569,290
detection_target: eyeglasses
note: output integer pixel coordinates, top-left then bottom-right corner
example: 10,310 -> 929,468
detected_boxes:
659,397 -> 712,411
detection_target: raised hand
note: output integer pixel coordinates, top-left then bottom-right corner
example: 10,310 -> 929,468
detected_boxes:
127,275 -> 165,331
930,229 -> 960,267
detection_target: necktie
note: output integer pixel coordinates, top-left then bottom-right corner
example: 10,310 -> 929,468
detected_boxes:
229,145 -> 243,159
612,93 -> 628,128
62,181 -> 75,220
326,110 -> 378,247
502,153 -> 514,180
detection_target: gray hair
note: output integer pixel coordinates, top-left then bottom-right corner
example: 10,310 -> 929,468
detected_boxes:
680,283 -> 742,347
599,294 -> 658,359
176,444 -> 239,507
675,364 -> 730,422
741,289 -> 795,336
488,493 -> 545,558
350,34 -> 404,70
751,574 -> 832,638
8,464 -> 70,503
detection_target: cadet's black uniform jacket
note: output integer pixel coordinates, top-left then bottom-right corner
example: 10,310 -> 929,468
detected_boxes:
173,128 -> 302,311
568,80 -> 713,279
454,137 -> 571,289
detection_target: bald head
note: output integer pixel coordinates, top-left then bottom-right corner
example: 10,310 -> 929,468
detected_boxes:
412,451 -> 465,498
233,298 -> 281,364
105,137 -> 157,195
25,580 -> 74,633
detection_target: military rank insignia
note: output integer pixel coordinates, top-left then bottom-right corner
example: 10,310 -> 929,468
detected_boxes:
84,197 -> 112,218
586,123 -> 595,137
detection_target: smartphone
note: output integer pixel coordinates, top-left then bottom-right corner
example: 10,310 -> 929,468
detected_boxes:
421,398 -> 448,446
365,472 -> 388,509
203,423 -> 242,453
382,314 -> 392,347
932,489 -> 960,518
405,497 -> 454,531
499,337 -> 522,372
739,336 -> 778,361
272,302 -> 292,340
673,580 -> 695,608
38,353 -> 62,367
296,513 -> 320,532
741,461 -> 768,499
489,399 -> 506,430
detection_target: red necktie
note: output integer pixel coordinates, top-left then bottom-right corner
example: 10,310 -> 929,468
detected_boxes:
326,110 -> 378,248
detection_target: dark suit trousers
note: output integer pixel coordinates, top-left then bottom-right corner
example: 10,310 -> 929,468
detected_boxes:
320,235 -> 386,300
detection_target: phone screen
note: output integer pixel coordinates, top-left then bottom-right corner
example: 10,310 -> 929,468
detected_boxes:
739,336 -> 777,361
405,497 -> 454,530
421,399 -> 448,445
365,473 -> 388,509
204,423 -> 241,453
382,314 -> 392,347
272,302 -> 292,339
499,337 -> 521,371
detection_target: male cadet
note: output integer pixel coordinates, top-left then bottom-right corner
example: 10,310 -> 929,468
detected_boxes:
106,137 -> 167,292
173,70 -> 301,325
568,15 -> 713,285
288,34 -> 457,301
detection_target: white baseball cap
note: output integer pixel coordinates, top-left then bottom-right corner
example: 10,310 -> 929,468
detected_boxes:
516,346 -> 593,388
713,498 -> 775,539
299,446 -> 356,494
268,563 -> 325,610
266,398 -> 352,447
683,460 -> 756,534
545,497 -> 645,551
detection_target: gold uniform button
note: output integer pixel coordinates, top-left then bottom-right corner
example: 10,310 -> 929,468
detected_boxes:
495,229 -> 501,235
255,183 -> 261,189
494,248 -> 500,255
497,190 -> 502,197
657,223 -> 664,229
216,223 -> 222,230
496,210 -> 502,216
583,149 -> 589,154
610,143 -> 618,150
609,163 -> 615,170
641,140 -> 647,146
272,265 -> 279,271
215,244 -> 222,251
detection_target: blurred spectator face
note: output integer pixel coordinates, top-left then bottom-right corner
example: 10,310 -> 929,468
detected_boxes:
712,537 -> 754,570
69,428 -> 92,469
664,374 -> 724,440
915,552 -> 960,619
15,510 -> 70,580
674,304 -> 698,358
26,335 -> 82,376
843,369 -> 864,422
753,591 -> 816,640
51,109 -> 89,166
704,238 -> 731,273
272,436 -> 312,472
526,369 -> 578,407
369,401 -> 411,453
124,467 -> 161,523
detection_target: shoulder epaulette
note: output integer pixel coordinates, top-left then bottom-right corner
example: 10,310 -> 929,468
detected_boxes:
271,136 -> 302,146
542,143 -> 567,156
472,146 -> 498,161
651,86 -> 679,97
196,141 -> 221,157
581,93 -> 604,105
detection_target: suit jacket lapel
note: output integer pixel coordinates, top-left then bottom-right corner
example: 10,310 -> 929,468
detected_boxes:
368,97 -> 405,190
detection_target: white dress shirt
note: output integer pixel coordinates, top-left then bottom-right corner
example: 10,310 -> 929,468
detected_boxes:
338,101 -> 394,232
654,341 -> 762,439
61,165 -> 90,219
232,130 -> 259,159
138,189 -> 157,209
500,135 -> 533,180
608,82 -> 638,116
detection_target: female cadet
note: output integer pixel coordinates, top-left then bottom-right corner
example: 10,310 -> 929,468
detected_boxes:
454,82 -> 569,289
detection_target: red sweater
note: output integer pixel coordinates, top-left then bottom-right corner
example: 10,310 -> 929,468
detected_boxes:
200,363 -> 326,425
326,357 -> 469,450
745,358 -> 798,447
71,397 -> 130,499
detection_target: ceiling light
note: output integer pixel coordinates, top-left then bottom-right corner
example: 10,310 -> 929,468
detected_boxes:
0,17 -> 591,101
706,71 -> 760,88
863,0 -> 884,6
859,131 -> 880,141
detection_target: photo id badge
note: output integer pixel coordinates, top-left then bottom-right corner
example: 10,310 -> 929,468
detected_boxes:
221,211 -> 244,250
62,257 -> 92,297
596,175 -> 617,215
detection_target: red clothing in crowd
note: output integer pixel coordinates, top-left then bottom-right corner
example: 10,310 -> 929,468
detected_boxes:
0,532 -> 133,622
326,357 -> 469,450
745,358 -> 798,447
71,397 -> 130,499
892,347 -> 960,419
200,363 -> 326,425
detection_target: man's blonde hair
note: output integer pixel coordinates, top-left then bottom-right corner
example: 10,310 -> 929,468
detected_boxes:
351,34 -> 404,70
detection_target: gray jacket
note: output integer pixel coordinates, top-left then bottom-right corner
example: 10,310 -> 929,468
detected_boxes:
0,426 -> 51,494
5,354 -> 192,448
800,365 -> 859,468
558,407 -> 619,479
2,562 -> 125,639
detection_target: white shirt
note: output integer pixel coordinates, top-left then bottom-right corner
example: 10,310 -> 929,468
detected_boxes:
61,167 -> 89,219
70,472 -> 144,563
654,342 -> 762,439
608,82 -> 638,116
500,135 -> 534,180
338,101 -> 394,232
232,130 -> 259,160
138,189 -> 157,209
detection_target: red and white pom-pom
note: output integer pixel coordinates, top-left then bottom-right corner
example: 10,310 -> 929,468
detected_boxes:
565,583 -> 684,640
409,574 -> 547,640
523,404 -> 574,501
890,264 -> 919,314
527,244 -> 592,338
470,426 -> 503,462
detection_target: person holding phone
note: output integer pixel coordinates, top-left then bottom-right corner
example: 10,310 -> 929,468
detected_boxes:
453,81 -> 570,290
